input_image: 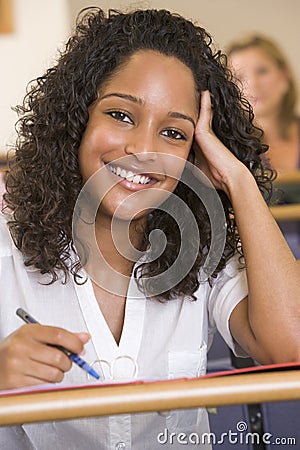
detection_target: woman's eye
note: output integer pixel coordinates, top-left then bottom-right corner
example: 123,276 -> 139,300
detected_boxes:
162,129 -> 186,140
256,66 -> 269,76
108,111 -> 132,123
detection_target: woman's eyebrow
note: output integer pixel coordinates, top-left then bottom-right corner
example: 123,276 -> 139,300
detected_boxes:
168,111 -> 196,128
99,92 -> 143,104
99,92 -> 196,128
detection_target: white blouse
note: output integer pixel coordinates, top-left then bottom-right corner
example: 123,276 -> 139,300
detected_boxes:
0,213 -> 248,450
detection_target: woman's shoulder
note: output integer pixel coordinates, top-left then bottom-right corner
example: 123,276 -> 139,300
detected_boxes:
0,212 -> 14,257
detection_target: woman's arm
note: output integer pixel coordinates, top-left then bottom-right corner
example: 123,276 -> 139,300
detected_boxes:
194,91 -> 300,364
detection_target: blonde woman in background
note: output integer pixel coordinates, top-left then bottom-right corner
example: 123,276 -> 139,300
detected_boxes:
227,34 -> 299,171
227,35 -> 300,258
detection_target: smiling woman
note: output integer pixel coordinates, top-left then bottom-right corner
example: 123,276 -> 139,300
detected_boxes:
1,7 -> 300,450
78,50 -> 197,219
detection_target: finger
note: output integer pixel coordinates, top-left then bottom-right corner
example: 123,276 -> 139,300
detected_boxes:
29,342 -> 72,372
8,375 -> 59,389
196,90 -> 213,133
20,358 -> 66,384
24,360 -> 66,384
32,324 -> 88,356
75,332 -> 91,344
2,372 -> 61,390
74,332 -> 90,355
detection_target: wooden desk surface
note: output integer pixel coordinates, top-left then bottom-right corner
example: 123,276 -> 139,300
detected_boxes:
0,370 -> 299,426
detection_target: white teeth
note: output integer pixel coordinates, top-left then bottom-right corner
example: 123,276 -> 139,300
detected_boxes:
108,164 -> 151,185
125,171 -> 134,181
133,174 -> 141,184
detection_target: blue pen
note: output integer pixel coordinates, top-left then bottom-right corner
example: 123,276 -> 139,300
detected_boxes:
16,307 -> 100,380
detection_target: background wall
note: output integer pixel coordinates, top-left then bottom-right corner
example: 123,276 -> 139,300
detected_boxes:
0,0 -> 70,155
1,0 -> 299,156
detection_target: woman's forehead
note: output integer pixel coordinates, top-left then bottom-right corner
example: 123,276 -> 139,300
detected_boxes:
99,50 -> 199,112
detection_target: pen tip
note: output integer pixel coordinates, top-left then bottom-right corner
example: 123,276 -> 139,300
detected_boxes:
89,368 -> 100,380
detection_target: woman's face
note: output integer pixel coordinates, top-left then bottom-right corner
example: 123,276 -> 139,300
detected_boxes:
228,46 -> 288,118
78,49 -> 198,221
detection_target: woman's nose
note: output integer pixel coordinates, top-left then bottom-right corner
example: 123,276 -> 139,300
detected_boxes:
124,128 -> 158,161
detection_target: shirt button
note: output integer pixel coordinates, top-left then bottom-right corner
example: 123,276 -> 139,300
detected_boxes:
115,442 -> 126,450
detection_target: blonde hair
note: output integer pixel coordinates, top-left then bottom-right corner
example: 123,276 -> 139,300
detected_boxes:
227,34 -> 298,138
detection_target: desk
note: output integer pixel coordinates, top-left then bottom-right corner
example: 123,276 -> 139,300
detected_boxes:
0,370 -> 300,426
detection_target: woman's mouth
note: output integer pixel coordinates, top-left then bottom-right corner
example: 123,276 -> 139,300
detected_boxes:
108,164 -> 151,184
106,163 -> 159,190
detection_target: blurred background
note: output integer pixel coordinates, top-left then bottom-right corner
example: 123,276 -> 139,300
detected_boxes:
0,0 -> 300,155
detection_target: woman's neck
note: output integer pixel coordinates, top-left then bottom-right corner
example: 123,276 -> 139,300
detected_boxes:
94,214 -> 145,277
74,210 -> 147,296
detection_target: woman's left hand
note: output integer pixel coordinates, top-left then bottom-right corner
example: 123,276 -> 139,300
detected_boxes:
193,90 -> 247,198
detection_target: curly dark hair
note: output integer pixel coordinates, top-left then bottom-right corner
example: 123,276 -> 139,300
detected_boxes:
4,7 -> 275,300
